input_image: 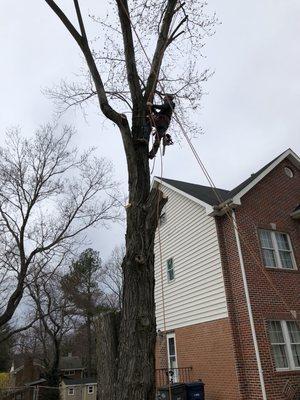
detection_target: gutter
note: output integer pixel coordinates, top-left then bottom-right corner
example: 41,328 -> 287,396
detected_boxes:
232,210 -> 267,400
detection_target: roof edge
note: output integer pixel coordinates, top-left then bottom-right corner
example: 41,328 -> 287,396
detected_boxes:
153,177 -> 214,215
231,149 -> 300,204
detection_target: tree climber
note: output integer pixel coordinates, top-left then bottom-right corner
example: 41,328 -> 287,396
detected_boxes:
148,94 -> 175,159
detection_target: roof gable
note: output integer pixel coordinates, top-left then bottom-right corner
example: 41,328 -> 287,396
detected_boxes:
153,149 -> 300,213
227,149 -> 300,204
59,355 -> 83,370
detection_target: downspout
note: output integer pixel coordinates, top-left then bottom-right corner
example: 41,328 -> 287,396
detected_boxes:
232,210 -> 267,400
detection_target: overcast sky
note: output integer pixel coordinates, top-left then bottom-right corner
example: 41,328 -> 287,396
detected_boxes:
1,0 -> 299,258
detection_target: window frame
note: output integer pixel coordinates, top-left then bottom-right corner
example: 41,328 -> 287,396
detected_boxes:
68,387 -> 75,396
166,258 -> 175,282
159,204 -> 167,227
268,320 -> 300,371
258,229 -> 297,270
87,385 -> 94,394
63,370 -> 76,376
166,333 -> 179,382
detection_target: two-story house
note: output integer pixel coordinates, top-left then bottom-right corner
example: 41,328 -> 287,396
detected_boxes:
154,149 -> 300,400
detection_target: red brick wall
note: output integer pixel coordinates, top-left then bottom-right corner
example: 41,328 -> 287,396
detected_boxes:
155,318 -> 240,400
217,158 -> 300,399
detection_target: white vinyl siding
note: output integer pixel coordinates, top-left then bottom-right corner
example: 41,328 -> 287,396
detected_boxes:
154,185 -> 227,330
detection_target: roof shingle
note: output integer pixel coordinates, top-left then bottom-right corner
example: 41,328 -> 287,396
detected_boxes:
62,377 -> 97,385
59,355 -> 83,370
160,177 -> 229,206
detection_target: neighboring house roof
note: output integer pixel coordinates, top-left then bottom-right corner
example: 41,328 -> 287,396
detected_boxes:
59,355 -> 83,370
10,360 -> 44,374
155,149 -> 300,212
26,378 -> 47,386
62,378 -> 97,386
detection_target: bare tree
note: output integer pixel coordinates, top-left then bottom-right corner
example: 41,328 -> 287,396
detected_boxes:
29,272 -> 76,400
0,324 -> 14,372
0,125 -> 119,330
103,246 -> 124,310
42,2 -> 215,399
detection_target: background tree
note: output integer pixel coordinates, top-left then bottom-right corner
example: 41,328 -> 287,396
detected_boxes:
29,271 -> 76,400
0,324 -> 14,372
62,248 -> 106,376
42,2 -> 215,399
103,246 -> 124,310
0,125 -> 119,330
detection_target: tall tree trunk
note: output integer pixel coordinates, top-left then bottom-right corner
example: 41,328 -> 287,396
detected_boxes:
96,312 -> 120,400
117,137 -> 167,399
97,132 -> 167,400
118,158 -> 152,398
46,338 -> 60,400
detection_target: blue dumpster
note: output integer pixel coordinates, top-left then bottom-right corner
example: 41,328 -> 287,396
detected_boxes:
185,381 -> 205,400
157,383 -> 187,400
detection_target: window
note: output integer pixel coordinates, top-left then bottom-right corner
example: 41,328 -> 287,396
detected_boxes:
258,230 -> 296,269
167,333 -> 178,382
166,258 -> 175,282
88,386 -> 94,394
64,370 -> 75,375
268,321 -> 300,370
287,321 -> 300,368
159,204 -> 167,226
68,387 -> 74,396
284,167 -> 294,178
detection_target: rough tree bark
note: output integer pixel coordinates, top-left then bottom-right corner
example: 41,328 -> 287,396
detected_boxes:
95,313 -> 120,399
43,1 -> 184,399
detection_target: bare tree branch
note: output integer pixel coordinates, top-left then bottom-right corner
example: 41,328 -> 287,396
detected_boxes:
45,1 -> 123,128
115,0 -> 143,111
144,0 -> 178,101
44,0 -> 82,43
73,0 -> 87,40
